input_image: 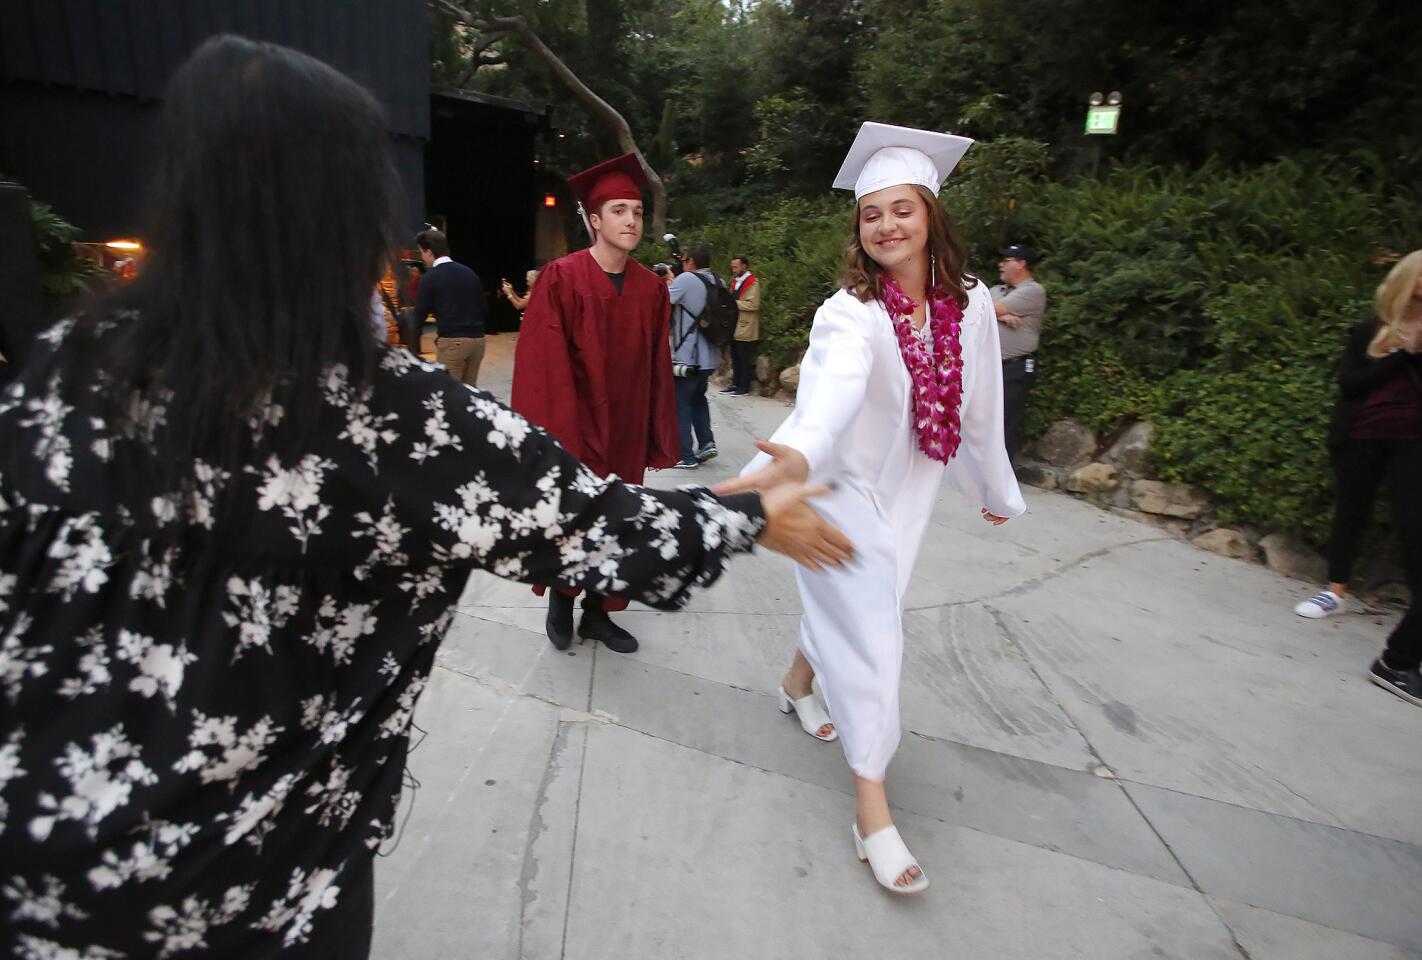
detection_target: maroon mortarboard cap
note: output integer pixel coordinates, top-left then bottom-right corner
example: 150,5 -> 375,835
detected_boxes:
568,153 -> 648,213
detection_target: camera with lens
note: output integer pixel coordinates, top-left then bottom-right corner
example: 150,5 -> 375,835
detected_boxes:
663,233 -> 686,276
671,362 -> 694,378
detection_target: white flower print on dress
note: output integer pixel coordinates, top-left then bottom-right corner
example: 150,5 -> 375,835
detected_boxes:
171,713 -> 282,786
298,694 -> 365,746
87,818 -> 199,890
323,364 -> 400,470
222,577 -> 301,662
246,394 -> 286,448
378,675 -> 427,741
307,597 -> 377,665
115,630 -> 196,709
47,515 -> 113,599
130,543 -> 180,606
397,564 -> 447,609
143,884 -> 253,958
637,492 -> 684,560
251,866 -> 343,947
4,874 -> 89,928
352,498 -> 410,579
0,570 -> 17,615
119,388 -> 171,445
0,726 -> 26,836
34,316 -> 76,346
303,759 -> 360,829
19,378 -> 75,491
15,934 -> 123,959
431,471 -> 518,561
217,773 -> 298,850
252,453 -> 335,550
409,391 -> 463,464
181,460 -> 230,530
29,724 -> 157,841
2,614 -> 50,702
468,393 -> 532,451
57,628 -> 111,700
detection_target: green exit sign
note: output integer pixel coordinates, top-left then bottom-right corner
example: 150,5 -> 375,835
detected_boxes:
1085,105 -> 1121,134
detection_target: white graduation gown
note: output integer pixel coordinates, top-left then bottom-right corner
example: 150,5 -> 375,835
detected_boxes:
744,282 -> 1025,780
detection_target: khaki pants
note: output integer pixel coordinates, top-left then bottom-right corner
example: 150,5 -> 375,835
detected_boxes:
435,336 -> 486,387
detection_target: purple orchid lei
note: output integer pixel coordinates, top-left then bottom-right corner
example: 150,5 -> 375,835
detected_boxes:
880,276 -> 965,464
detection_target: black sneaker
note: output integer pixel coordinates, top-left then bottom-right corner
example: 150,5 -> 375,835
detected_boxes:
696,442 -> 718,462
578,608 -> 639,654
671,459 -> 699,470
545,592 -> 575,651
1369,658 -> 1422,708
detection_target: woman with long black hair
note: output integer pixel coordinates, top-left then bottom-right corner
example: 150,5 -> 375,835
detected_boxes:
0,36 -> 848,957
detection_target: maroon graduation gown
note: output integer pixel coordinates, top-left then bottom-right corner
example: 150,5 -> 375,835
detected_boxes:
511,248 -> 680,608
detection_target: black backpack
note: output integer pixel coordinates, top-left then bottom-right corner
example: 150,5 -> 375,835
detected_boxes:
691,272 -> 738,347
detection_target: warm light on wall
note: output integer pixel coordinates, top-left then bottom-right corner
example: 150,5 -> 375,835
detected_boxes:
543,195 -> 558,208
105,240 -> 142,250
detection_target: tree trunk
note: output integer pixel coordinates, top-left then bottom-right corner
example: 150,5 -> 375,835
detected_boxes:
430,2 -> 668,237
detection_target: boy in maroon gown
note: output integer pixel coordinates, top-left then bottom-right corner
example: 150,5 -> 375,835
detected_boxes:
511,154 -> 680,653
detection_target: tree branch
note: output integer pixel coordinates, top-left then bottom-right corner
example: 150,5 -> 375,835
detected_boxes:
427,1 -> 668,235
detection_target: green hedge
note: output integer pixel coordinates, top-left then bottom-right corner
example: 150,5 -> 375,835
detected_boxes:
673,147 -> 1420,544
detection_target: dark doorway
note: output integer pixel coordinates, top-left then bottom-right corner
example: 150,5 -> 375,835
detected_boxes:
424,90 -> 544,334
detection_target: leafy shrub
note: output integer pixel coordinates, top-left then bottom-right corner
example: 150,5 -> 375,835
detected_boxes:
30,198 -> 100,307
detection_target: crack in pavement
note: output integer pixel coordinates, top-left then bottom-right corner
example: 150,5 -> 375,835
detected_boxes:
518,720 -> 570,959
904,535 -> 1177,614
432,660 -> 617,725
983,601 -> 1254,960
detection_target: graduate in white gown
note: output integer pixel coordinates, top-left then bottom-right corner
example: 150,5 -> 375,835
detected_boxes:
719,123 -> 1026,895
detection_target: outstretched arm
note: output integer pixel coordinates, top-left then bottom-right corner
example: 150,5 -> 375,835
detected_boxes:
386,376 -> 850,607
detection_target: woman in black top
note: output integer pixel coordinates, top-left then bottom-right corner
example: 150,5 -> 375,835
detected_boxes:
0,36 -> 850,958
1294,251 -> 1422,706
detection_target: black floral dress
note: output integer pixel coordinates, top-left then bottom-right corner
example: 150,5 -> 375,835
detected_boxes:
0,317 -> 765,958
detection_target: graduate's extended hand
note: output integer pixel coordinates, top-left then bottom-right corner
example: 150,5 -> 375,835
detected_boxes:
711,441 -> 808,495
981,508 -> 1009,526
757,484 -> 854,570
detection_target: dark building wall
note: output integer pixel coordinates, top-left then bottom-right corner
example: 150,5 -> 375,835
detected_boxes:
0,0 -> 428,136
0,0 -> 429,235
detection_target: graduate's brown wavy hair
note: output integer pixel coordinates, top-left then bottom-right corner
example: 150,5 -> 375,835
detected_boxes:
839,185 -> 977,308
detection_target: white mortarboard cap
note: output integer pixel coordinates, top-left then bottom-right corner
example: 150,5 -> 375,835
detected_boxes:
832,121 -> 974,200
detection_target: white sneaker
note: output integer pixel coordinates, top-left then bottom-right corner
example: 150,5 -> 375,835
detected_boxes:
1294,590 -> 1346,619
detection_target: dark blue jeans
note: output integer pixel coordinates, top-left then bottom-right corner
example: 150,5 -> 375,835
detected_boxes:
675,369 -> 715,462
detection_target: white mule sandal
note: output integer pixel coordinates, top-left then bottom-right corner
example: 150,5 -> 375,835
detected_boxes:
777,686 -> 838,741
852,823 -> 930,896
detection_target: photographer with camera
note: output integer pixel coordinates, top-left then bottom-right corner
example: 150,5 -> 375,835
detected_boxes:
669,242 -> 723,469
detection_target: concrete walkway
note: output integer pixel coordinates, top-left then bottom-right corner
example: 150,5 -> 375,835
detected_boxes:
374,334 -> 1422,960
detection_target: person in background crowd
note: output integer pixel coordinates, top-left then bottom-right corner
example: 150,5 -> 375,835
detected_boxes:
1293,251 -> 1422,707
723,122 -> 1024,896
402,261 -> 422,305
510,154 -> 683,655
668,243 -> 721,467
0,36 -> 851,959
375,264 -> 406,347
990,244 -> 1046,462
415,228 -> 487,386
500,268 -> 539,312
725,254 -> 760,396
